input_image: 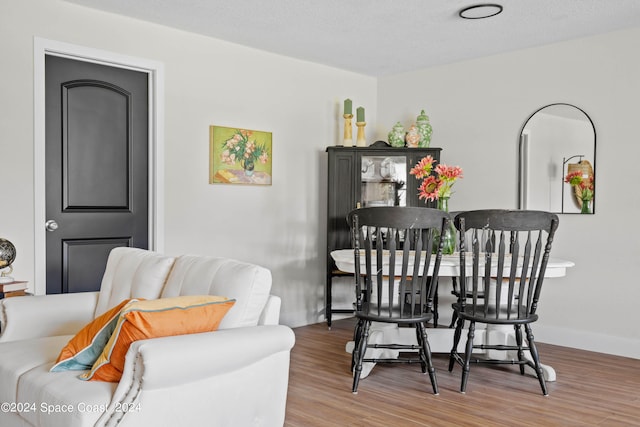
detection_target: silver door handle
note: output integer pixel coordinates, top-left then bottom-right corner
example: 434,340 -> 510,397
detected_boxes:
45,220 -> 59,232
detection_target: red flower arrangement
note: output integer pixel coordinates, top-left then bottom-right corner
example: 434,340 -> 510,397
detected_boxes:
410,156 -> 463,202
564,171 -> 594,203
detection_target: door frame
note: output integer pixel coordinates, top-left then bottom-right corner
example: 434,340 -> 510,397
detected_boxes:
33,37 -> 165,296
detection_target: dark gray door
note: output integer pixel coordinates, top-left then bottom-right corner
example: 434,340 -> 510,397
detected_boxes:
45,55 -> 149,294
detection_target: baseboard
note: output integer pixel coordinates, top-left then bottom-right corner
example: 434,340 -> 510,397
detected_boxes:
537,325 -> 639,360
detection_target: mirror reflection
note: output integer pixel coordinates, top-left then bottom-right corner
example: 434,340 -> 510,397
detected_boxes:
519,104 -> 596,214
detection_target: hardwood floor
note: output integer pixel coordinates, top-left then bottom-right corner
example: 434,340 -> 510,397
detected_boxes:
285,318 -> 640,426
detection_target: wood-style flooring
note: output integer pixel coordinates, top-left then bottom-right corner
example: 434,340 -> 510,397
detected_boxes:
285,317 -> 640,426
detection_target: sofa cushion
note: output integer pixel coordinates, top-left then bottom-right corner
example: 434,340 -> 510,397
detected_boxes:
94,247 -> 175,318
17,364 -> 116,427
0,335 -> 72,405
161,255 -> 272,328
82,295 -> 236,382
51,299 -> 137,372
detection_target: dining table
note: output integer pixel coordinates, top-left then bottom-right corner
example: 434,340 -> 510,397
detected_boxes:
330,249 -> 575,380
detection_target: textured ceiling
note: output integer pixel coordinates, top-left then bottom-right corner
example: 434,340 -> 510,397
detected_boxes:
64,0 -> 640,76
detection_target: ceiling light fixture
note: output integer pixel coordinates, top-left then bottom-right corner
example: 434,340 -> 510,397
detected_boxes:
459,3 -> 503,19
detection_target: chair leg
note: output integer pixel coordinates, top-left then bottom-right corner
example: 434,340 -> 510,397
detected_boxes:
525,324 -> 548,396
448,279 -> 458,328
448,310 -> 458,328
515,325 -> 525,375
448,316 -> 465,372
417,322 -> 439,395
351,319 -> 364,372
460,321 -> 475,393
352,320 -> 371,394
433,281 -> 439,327
415,324 -> 427,373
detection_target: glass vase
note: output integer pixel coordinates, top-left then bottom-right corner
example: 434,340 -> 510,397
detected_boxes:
581,199 -> 591,214
434,197 -> 456,255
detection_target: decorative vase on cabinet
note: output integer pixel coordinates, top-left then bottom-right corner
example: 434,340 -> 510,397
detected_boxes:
388,122 -> 406,147
406,125 -> 420,148
416,110 -> 433,148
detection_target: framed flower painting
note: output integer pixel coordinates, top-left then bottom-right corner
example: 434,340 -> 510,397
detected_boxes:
209,126 -> 272,185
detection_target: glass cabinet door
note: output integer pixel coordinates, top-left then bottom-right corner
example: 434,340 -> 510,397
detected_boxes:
360,155 -> 407,207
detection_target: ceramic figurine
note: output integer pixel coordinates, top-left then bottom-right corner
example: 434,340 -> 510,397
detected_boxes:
416,109 -> 433,147
405,124 -> 420,148
387,122 -> 405,147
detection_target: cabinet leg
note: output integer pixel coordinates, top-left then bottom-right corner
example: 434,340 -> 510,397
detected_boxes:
326,274 -> 333,329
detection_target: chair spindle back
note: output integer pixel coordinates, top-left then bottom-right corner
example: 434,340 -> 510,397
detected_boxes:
350,207 -> 450,321
455,210 -> 559,323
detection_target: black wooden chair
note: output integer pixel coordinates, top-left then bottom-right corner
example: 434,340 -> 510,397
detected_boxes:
348,206 -> 450,395
448,209 -> 559,395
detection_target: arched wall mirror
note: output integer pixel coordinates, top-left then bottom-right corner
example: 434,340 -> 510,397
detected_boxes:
518,103 -> 596,214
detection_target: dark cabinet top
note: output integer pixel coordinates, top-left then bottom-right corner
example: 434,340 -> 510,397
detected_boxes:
326,144 -> 442,154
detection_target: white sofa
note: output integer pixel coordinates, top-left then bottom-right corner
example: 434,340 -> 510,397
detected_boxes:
0,247 -> 295,427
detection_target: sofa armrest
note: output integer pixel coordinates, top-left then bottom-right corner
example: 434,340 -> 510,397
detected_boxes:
129,325 -> 294,388
0,292 -> 98,342
258,294 -> 281,325
101,325 -> 295,426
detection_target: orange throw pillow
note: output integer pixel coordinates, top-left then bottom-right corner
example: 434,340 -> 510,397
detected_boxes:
51,299 -> 137,372
82,295 -> 235,382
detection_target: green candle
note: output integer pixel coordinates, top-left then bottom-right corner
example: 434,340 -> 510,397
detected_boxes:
356,106 -> 365,122
344,99 -> 352,115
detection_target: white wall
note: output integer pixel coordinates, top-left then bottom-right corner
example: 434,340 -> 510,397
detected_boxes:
377,28 -> 640,358
0,0 -> 377,327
